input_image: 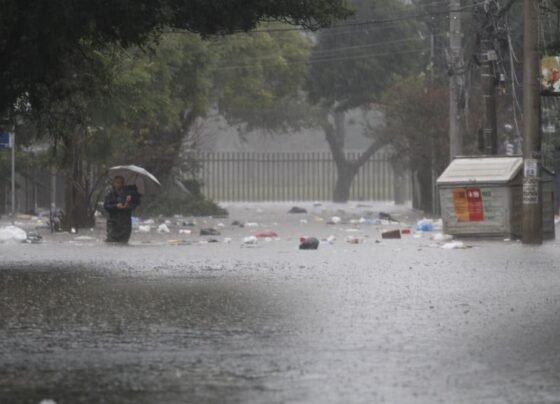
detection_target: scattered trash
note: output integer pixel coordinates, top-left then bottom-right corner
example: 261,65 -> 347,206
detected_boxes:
217,222 -> 226,228
74,236 -> 95,241
289,206 -> 307,214
245,222 -> 259,227
313,202 -> 322,207
299,219 -> 308,224
299,236 -> 319,250
178,229 -> 192,235
157,224 -> 170,233
441,241 -> 467,249
138,225 -> 151,233
167,239 -> 191,245
555,216 -> 560,225
323,235 -> 336,245
401,229 -> 411,235
231,220 -> 244,227
431,233 -> 453,242
70,227 -> 77,234
346,235 -> 363,244
242,236 -> 258,246
416,218 -> 434,232
329,216 -> 342,224
131,216 -> 140,225
200,228 -> 220,236
381,229 -> 401,239
144,219 -> 155,225
208,239 -> 219,243
224,237 -> 232,244
39,400 -> 57,404
379,212 -> 399,222
0,226 -> 27,243
26,232 -> 43,244
255,230 -> 278,238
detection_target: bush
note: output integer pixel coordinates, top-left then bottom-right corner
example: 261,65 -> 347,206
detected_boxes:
140,193 -> 228,218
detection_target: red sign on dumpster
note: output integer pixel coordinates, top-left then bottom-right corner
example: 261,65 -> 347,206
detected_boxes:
466,188 -> 484,221
452,187 -> 486,222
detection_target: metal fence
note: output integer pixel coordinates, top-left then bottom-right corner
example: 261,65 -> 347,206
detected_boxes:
190,151 -> 411,202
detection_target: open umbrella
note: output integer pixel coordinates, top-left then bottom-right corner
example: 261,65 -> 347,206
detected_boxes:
108,165 -> 161,195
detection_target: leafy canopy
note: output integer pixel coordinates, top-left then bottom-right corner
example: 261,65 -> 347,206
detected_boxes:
0,0 -> 352,113
307,0 -> 422,111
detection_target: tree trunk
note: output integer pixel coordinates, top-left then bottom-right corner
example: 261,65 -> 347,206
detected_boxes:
415,166 -> 434,214
62,133 -> 95,231
392,159 -> 406,205
333,163 -> 357,203
63,175 -> 94,231
322,110 -> 391,203
323,110 -> 391,204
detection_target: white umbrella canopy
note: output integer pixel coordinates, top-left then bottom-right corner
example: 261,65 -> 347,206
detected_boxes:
108,165 -> 161,195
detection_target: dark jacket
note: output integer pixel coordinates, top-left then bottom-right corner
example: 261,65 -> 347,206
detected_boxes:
104,188 -> 138,243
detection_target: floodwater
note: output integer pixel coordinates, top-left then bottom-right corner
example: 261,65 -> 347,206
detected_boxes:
1,203 -> 560,403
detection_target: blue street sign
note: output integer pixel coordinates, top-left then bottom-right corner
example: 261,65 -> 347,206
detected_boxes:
0,132 -> 11,149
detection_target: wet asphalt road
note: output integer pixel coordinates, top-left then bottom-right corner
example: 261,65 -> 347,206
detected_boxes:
1,203 -> 560,403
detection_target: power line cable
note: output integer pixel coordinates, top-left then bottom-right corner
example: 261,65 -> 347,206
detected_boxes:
306,34 -> 439,55
211,34 -> 435,67
163,1 -> 484,37
247,1 -> 485,33
213,47 -> 430,71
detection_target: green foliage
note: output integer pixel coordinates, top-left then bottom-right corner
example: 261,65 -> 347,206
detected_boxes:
213,27 -> 315,131
0,0 -> 352,114
307,0 -> 423,111
141,194 -> 228,218
0,0 -> 353,224
382,72 -> 449,174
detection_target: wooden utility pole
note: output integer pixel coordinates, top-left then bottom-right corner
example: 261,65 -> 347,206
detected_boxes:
449,0 -> 464,160
522,0 -> 542,244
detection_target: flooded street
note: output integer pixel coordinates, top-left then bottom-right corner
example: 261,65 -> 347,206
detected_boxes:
2,204 -> 560,403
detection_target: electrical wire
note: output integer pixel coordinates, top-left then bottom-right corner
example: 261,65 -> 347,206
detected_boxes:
205,31 -> 439,67
506,17 -> 522,140
246,1 -> 487,33
213,47 -> 430,71
163,1 -> 486,37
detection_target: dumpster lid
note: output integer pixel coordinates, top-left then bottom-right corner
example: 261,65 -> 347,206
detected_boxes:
437,156 -> 523,185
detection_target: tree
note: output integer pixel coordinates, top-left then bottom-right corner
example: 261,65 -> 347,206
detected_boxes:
382,73 -> 449,213
39,36 -> 216,229
0,0 -> 352,116
22,27 -> 316,228
306,0 -> 424,202
212,26 -> 314,132
1,1 -> 352,227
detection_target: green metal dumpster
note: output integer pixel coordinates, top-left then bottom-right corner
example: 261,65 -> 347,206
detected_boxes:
437,156 -> 555,239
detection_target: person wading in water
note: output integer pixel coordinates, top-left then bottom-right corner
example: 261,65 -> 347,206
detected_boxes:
103,175 -> 139,243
